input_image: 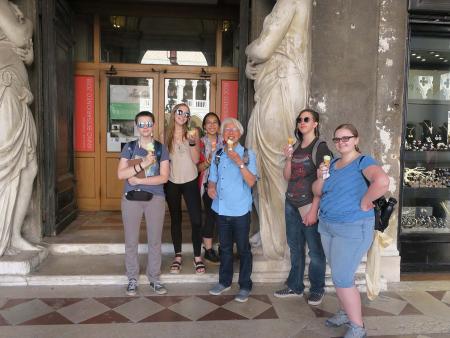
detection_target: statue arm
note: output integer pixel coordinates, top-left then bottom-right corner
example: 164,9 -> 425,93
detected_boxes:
0,1 -> 33,48
245,0 -> 296,63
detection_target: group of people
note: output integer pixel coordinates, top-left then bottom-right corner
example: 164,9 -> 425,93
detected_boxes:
118,105 -> 389,338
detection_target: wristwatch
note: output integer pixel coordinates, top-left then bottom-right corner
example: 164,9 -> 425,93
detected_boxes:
239,163 -> 244,169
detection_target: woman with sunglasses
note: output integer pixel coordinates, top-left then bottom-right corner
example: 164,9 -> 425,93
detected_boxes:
197,112 -> 223,264
313,124 -> 389,338
165,103 -> 206,274
274,108 -> 331,307
117,111 -> 170,296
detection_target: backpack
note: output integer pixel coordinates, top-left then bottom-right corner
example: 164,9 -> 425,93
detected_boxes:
292,138 -> 329,167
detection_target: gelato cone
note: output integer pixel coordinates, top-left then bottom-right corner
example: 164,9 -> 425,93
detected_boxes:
322,155 -> 331,179
146,142 -> 155,153
227,138 -> 234,151
287,137 -> 295,146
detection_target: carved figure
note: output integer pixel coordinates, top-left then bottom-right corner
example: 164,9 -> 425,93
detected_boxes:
0,0 -> 39,256
245,0 -> 312,259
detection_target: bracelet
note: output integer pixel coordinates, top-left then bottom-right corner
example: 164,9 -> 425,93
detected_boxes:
189,142 -> 196,147
133,165 -> 139,175
139,163 -> 144,171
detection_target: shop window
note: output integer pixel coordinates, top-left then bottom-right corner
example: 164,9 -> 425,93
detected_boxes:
100,16 -> 217,66
74,15 -> 93,62
221,20 -> 239,67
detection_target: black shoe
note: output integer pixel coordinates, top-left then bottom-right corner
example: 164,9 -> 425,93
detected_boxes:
204,247 -> 220,264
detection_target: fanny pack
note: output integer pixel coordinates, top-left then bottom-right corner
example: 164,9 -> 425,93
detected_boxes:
125,190 -> 153,201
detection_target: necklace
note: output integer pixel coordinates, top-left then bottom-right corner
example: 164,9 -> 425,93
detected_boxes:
423,120 -> 433,135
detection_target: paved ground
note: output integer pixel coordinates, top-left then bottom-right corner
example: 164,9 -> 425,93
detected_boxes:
1,281 -> 450,338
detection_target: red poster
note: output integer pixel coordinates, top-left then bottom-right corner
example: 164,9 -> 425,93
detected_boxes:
221,80 -> 238,120
74,75 -> 95,152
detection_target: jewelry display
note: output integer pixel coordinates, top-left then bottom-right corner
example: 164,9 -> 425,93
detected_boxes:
401,215 -> 448,230
405,120 -> 449,151
403,167 -> 450,188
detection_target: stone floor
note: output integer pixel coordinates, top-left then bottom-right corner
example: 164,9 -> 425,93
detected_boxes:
0,282 -> 450,338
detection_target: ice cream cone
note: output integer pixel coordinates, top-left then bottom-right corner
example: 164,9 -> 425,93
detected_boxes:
323,155 -> 331,166
287,137 -> 295,146
227,138 -> 234,151
146,142 -> 155,153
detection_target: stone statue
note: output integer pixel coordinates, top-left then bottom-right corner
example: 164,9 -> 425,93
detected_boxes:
0,0 -> 39,256
245,0 -> 312,260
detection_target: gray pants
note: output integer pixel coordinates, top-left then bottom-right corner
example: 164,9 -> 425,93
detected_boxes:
121,195 -> 165,283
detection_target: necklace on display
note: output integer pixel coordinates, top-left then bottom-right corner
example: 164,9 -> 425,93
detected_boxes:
423,120 -> 433,135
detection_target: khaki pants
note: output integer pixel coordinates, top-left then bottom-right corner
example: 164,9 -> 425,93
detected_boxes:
121,195 -> 166,283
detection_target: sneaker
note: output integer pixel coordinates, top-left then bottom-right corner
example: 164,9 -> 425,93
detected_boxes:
234,289 -> 250,303
150,281 -> 168,295
344,321 -> 367,338
204,247 -> 220,264
325,309 -> 349,327
307,292 -> 324,306
126,278 -> 138,296
273,287 -> 302,298
209,283 -> 231,295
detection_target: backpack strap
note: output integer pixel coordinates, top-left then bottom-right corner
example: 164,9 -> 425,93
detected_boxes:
154,140 -> 162,164
214,147 -> 250,168
312,138 -> 326,167
358,155 -> 370,187
128,140 -> 138,158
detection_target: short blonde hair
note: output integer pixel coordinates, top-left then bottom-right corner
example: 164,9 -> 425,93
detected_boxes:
220,117 -> 244,135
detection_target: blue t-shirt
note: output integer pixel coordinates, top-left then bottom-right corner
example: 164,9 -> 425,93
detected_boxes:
319,155 -> 377,222
208,144 -> 258,217
120,141 -> 170,196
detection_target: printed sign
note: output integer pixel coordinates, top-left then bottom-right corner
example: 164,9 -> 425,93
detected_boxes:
221,80 -> 238,120
74,75 -> 95,152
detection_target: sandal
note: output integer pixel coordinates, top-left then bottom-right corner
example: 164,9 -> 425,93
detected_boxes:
170,253 -> 182,274
193,259 -> 206,274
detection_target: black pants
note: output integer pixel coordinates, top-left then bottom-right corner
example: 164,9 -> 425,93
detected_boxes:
202,188 -> 217,239
165,178 -> 202,257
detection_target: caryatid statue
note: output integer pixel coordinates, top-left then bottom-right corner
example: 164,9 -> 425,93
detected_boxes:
0,0 -> 39,256
245,0 -> 312,260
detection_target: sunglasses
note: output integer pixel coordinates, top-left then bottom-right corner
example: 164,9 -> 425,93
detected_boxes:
137,121 -> 153,128
296,116 -> 311,124
176,109 -> 190,117
332,136 -> 355,143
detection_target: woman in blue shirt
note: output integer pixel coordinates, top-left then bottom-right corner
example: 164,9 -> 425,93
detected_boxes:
313,124 -> 389,338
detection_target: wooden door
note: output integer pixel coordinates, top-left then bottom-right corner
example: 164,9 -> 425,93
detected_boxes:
100,71 -> 160,210
42,0 -> 77,235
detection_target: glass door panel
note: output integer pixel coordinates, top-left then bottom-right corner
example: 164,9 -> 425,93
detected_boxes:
164,78 -> 211,129
107,77 -> 154,152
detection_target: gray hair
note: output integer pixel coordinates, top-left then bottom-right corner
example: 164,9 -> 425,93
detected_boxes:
220,117 -> 244,135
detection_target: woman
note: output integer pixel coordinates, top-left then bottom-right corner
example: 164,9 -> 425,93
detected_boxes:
165,103 -> 205,274
117,111 -> 169,296
274,109 -> 330,306
198,112 -> 223,264
313,124 -> 389,338
0,0 -> 38,255
245,0 -> 312,260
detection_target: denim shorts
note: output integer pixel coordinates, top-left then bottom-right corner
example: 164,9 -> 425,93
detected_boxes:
318,217 -> 374,288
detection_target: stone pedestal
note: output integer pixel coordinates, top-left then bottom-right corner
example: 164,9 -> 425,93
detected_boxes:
0,248 -> 48,275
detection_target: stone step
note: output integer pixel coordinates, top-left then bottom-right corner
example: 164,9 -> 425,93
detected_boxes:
0,252 -> 380,291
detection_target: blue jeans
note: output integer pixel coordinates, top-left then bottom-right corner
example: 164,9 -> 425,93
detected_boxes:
217,212 -> 253,291
285,200 -> 326,294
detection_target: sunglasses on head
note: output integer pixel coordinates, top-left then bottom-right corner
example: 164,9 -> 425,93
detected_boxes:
137,121 -> 153,128
176,109 -> 190,117
332,136 -> 355,143
296,116 -> 311,124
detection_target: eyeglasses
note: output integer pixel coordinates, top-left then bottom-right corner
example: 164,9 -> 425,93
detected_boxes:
296,116 -> 310,124
224,127 -> 239,133
332,136 -> 355,143
176,109 -> 190,117
137,121 -> 153,128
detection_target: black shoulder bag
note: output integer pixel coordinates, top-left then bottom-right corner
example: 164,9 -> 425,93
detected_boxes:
359,156 -> 397,232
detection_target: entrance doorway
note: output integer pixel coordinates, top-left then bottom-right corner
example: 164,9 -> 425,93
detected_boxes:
98,70 -> 215,210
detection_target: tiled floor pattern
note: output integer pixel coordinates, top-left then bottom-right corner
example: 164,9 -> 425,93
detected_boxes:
1,289 -> 450,337
0,294 -> 277,325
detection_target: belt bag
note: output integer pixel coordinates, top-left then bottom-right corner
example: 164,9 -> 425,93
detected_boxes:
125,190 -> 153,201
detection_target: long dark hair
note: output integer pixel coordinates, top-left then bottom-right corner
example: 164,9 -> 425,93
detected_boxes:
202,112 -> 221,130
334,123 -> 360,152
294,108 -> 320,144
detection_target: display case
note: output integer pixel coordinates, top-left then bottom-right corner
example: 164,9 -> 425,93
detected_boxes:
400,26 -> 450,272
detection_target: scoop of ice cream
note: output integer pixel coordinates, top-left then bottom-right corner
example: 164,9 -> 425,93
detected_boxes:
146,143 -> 155,153
287,137 -> 295,146
227,139 -> 234,146
323,155 -> 331,165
